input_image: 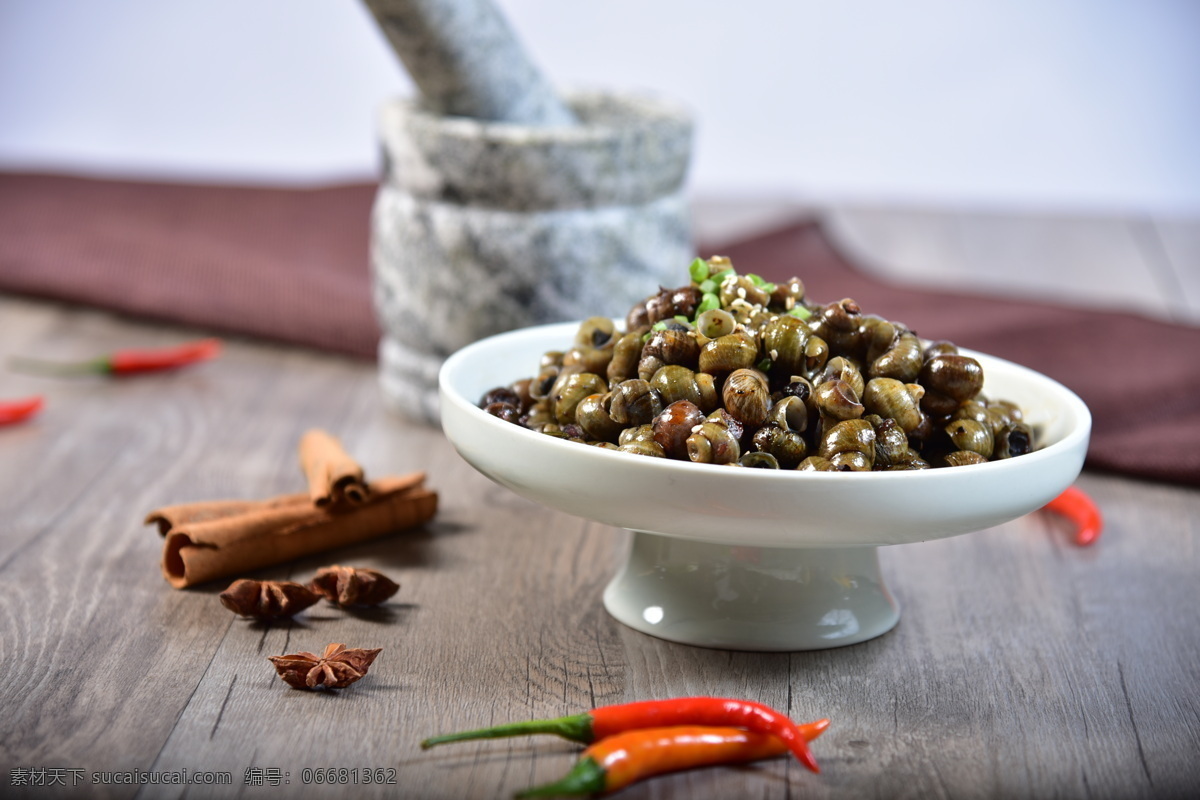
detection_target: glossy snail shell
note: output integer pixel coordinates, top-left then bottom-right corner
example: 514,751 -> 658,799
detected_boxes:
862,377 -> 923,433
722,368 -> 772,428
551,372 -> 608,425
699,332 -> 759,375
686,421 -> 741,465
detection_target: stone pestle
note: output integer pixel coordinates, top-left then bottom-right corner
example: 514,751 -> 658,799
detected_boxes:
362,0 -> 577,125
362,0 -> 696,422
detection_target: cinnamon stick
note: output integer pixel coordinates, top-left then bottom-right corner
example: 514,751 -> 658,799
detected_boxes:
299,429 -> 369,507
152,473 -> 435,589
145,493 -> 310,536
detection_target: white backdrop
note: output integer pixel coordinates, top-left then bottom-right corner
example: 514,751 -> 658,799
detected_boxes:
1,0 -> 1196,213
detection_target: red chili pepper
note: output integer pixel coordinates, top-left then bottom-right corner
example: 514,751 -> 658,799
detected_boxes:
1042,486 -> 1103,546
8,338 -> 221,377
0,395 -> 44,426
421,697 -> 824,773
515,724 -> 824,797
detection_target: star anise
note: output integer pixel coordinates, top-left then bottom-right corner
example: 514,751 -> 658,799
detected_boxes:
310,565 -> 400,607
219,579 -> 321,620
267,643 -> 382,690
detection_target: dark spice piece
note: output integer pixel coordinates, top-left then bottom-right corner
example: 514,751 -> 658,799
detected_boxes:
267,643 -> 381,690
310,565 -> 400,606
219,579 -> 320,620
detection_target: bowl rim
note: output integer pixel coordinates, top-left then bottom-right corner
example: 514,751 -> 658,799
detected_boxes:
439,320 -> 1092,484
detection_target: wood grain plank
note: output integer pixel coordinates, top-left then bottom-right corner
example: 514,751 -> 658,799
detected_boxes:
823,207 -> 1181,323
690,196 -> 813,251
1143,216 -> 1200,324
3,284 -> 1199,799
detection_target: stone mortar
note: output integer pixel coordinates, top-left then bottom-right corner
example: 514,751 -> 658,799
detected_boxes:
371,89 -> 695,421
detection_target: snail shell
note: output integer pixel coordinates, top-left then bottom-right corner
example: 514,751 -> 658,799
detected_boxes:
686,421 -> 742,465
943,450 -> 989,467
653,400 -> 707,460
576,393 -> 623,443
816,356 -> 865,399
738,452 -> 780,469
609,379 -> 663,427
920,354 -> 984,415
574,317 -> 617,349
563,345 -> 614,375
752,423 -> 808,469
768,394 -> 809,434
722,368 -> 772,428
994,422 -> 1034,459
551,373 -> 608,425
797,456 -> 838,472
813,298 -> 864,355
699,332 -> 759,375
869,416 -> 912,469
619,440 -> 666,458
944,418 -> 994,458
695,308 -> 738,341
761,315 -> 811,379
814,378 -> 864,421
606,332 -> 644,384
818,419 -> 876,467
651,365 -> 704,408
869,331 -> 923,383
618,424 -> 656,446
802,336 -> 830,381
862,377 -> 923,433
769,277 -> 806,311
646,284 -> 703,324
642,326 -> 700,369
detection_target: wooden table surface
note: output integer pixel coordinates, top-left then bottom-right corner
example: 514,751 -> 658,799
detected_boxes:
2,205 -> 1198,800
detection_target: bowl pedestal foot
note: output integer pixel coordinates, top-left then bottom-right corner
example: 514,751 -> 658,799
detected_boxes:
603,531 -> 900,651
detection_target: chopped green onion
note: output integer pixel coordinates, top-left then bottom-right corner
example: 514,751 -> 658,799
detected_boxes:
788,306 -> 813,320
747,273 -> 765,286
757,358 -> 773,372
698,279 -> 717,294
652,321 -> 669,331
761,282 -> 777,294
688,258 -> 709,283
674,314 -> 690,325
711,268 -> 735,284
696,293 -> 721,314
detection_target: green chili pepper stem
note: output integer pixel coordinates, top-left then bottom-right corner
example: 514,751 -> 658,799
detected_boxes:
7,355 -> 111,376
420,713 -> 593,749
514,757 -> 605,799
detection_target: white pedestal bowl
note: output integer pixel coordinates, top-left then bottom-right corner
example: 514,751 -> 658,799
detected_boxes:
439,322 -> 1091,651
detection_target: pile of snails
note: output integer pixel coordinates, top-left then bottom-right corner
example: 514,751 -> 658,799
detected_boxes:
478,256 -> 1034,471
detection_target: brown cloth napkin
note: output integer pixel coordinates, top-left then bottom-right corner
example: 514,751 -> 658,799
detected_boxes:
0,171 -> 380,358
2,171 -> 1198,486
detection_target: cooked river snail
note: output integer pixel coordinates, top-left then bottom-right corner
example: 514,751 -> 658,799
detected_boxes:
479,257 -> 1037,471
